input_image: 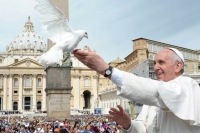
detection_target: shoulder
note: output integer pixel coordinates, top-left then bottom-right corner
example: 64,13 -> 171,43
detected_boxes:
170,75 -> 193,83
175,75 -> 198,85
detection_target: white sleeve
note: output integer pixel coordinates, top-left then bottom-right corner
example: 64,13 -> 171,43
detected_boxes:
122,120 -> 147,133
112,69 -> 166,108
122,105 -> 150,133
122,105 -> 158,133
111,68 -> 123,87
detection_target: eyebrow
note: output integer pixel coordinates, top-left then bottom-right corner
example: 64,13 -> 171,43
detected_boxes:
154,59 -> 165,64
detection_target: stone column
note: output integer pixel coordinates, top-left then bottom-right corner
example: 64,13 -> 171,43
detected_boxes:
22,96 -> 24,110
45,67 -> 72,121
30,96 -> 33,111
3,75 -> 7,110
32,75 -> 36,111
73,74 -> 80,109
42,75 -> 46,111
80,94 -> 84,110
92,75 -> 98,110
90,95 -> 94,113
18,74 -> 23,111
8,74 -> 13,110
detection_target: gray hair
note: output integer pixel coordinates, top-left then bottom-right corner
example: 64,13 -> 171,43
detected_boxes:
169,51 -> 184,74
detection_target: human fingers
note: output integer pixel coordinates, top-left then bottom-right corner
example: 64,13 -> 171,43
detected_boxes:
73,49 -> 81,54
105,114 -> 114,120
74,55 -> 92,68
73,49 -> 89,56
105,113 -> 118,119
87,47 -> 93,52
109,107 -> 120,114
117,105 -> 124,113
108,110 -> 117,116
117,105 -> 127,118
74,53 -> 86,60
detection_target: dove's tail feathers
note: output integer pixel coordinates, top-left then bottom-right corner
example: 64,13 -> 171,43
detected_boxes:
38,47 -> 63,67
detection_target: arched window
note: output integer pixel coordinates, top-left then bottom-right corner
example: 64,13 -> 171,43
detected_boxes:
84,77 -> 89,86
25,77 -> 31,87
37,78 -> 42,86
83,90 -> 91,109
14,78 -> 19,87
37,101 -> 42,110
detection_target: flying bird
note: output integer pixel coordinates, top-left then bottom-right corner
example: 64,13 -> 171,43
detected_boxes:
35,0 -> 88,68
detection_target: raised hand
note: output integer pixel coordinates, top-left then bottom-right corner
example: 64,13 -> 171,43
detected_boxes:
106,105 -> 131,129
73,48 -> 109,75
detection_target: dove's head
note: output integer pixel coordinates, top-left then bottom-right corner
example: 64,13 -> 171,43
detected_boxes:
84,32 -> 88,39
78,30 -> 88,39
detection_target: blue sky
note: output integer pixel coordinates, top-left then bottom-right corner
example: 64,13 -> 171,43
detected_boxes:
0,0 -> 200,63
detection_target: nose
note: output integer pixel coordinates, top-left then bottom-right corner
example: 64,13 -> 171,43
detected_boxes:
154,63 -> 159,72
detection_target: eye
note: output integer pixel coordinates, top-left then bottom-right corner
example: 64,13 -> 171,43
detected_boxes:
85,32 -> 87,35
158,60 -> 165,65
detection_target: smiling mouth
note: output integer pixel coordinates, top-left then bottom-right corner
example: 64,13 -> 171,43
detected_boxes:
156,73 -> 162,77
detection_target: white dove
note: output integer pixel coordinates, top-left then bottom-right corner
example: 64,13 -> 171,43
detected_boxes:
35,0 -> 88,68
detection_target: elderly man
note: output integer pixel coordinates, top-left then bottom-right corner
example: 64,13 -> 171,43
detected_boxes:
74,48 -> 200,133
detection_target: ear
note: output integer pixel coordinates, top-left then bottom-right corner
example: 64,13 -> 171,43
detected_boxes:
175,62 -> 183,73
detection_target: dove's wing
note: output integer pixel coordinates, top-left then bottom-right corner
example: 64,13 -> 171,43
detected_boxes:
35,0 -> 74,43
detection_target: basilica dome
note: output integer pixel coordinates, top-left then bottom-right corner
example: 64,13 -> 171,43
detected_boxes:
6,16 -> 47,54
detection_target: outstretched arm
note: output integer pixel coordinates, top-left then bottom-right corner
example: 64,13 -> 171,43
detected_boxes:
73,48 -> 110,76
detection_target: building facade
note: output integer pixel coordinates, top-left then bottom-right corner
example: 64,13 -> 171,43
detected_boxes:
0,17 -> 102,113
70,49 -> 100,112
0,17 -> 47,112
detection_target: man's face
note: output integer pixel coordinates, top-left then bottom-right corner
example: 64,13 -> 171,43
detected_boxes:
154,49 -> 181,82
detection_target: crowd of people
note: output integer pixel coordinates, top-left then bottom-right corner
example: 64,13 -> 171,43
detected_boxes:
0,114 -> 123,133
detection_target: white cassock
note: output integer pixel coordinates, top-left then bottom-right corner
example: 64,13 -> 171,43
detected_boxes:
111,69 -> 200,133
